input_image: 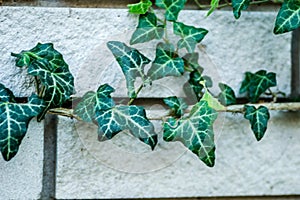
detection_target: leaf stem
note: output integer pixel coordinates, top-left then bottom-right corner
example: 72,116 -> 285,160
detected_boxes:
128,84 -> 144,105
194,0 -> 275,10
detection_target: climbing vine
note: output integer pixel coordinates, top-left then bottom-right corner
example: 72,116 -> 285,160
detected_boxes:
0,0 -> 300,167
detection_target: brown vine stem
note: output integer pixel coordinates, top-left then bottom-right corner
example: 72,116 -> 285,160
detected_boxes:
48,102 -> 300,121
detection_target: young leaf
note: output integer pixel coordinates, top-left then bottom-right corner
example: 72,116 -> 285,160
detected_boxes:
163,96 -> 188,117
207,0 -> 220,16
274,0 -> 300,34
155,0 -> 187,21
244,105 -> 270,141
0,84 -> 45,161
202,88 -> 225,111
147,42 -> 184,81
218,83 -> 237,106
107,41 -> 151,98
11,43 -> 74,121
173,22 -> 208,53
128,0 -> 152,14
163,99 -> 218,167
239,70 -> 277,103
232,0 -> 251,19
75,84 -> 158,150
130,12 -> 164,45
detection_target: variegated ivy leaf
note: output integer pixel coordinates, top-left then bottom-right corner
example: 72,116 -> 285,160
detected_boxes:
187,70 -> 212,100
147,42 -> 184,81
239,70 -> 277,103
173,22 -> 208,53
128,0 -> 152,14
0,83 -> 15,102
107,41 -> 151,98
274,0 -> 300,34
183,53 -> 203,72
207,0 -> 220,16
155,0 -> 187,21
75,84 -> 157,149
130,12 -> 164,45
218,83 -> 237,106
163,99 -> 218,167
232,0 -> 251,19
11,43 -> 74,121
0,84 -> 45,161
202,87 -> 225,111
163,96 -> 188,117
244,105 -> 270,141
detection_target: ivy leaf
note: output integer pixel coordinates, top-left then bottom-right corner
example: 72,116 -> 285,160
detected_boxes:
155,0 -> 187,21
163,99 -> 218,167
107,41 -> 151,98
187,70 -> 212,100
75,84 -> 158,150
173,22 -> 208,53
11,43 -> 74,121
207,0 -> 220,16
232,0 -> 251,19
274,0 -> 300,34
163,96 -> 188,117
147,42 -> 184,81
202,88 -> 225,111
183,53 -> 203,72
244,105 -> 270,141
239,70 -> 277,103
218,83 -> 237,106
0,83 -> 15,102
128,0 -> 152,14
0,84 -> 45,161
130,12 -> 164,45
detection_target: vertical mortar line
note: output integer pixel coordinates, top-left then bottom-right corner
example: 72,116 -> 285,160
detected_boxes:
291,28 -> 300,98
41,114 -> 58,200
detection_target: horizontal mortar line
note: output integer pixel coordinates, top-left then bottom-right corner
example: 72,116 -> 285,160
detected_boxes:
1,0 -> 281,10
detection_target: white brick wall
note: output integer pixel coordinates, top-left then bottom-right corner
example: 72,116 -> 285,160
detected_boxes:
0,6 -> 298,199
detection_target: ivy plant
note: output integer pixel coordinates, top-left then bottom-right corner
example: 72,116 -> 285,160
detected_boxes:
0,0 -> 299,167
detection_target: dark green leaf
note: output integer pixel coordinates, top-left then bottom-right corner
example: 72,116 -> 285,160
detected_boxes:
147,42 -> 184,81
173,22 -> 208,53
0,90 -> 45,161
274,0 -> 300,34
244,105 -> 270,141
187,70 -> 212,100
128,0 -> 152,14
155,0 -> 187,21
130,12 -> 164,45
232,0 -> 251,19
163,99 -> 218,167
163,96 -> 188,117
0,83 -> 15,102
207,0 -> 220,16
239,70 -> 277,103
11,43 -> 74,121
75,84 -> 158,149
107,41 -> 151,98
183,53 -> 203,72
218,83 -> 236,106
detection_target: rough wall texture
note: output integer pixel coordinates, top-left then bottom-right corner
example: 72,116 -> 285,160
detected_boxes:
0,6 -> 298,199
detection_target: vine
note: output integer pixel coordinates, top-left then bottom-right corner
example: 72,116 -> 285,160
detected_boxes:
0,0 -> 299,167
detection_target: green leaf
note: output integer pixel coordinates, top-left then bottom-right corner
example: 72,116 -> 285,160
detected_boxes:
163,96 -> 188,117
155,0 -> 187,21
202,86 -> 225,111
232,0 -> 251,19
183,53 -> 203,72
173,22 -> 208,53
147,42 -> 184,81
244,105 -> 270,141
107,41 -> 151,98
75,84 -> 158,149
163,99 -> 218,167
128,0 -> 153,14
130,12 -> 164,45
239,70 -> 277,103
207,0 -> 220,16
274,0 -> 300,34
11,43 -> 74,121
187,70 -> 212,100
218,83 -> 236,106
0,86 -> 45,161
0,83 -> 15,102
